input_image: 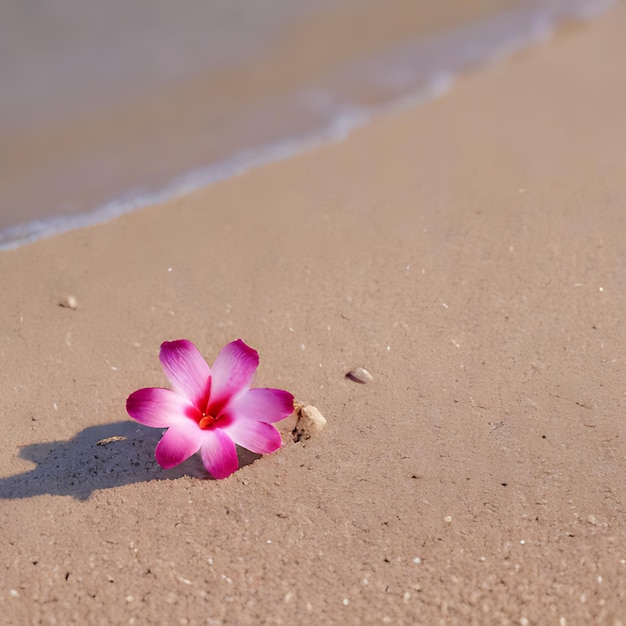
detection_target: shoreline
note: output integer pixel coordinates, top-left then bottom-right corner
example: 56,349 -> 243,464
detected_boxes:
2,4 -> 625,624
0,0 -> 616,251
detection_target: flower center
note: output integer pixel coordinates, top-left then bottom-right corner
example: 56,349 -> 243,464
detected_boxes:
198,414 -> 217,429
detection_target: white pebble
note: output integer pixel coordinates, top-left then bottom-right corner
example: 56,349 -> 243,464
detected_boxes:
59,295 -> 78,309
347,367 -> 374,384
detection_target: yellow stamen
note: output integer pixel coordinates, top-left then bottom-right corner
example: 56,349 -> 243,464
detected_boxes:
198,415 -> 216,429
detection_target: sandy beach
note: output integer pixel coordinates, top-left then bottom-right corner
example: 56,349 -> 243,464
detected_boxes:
1,4 -> 625,625
0,0 -> 513,244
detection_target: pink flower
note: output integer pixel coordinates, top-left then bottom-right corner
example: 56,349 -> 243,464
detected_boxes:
126,339 -> 294,479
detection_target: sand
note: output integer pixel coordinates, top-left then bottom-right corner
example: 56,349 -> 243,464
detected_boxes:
1,5 -> 625,625
0,0 -> 508,240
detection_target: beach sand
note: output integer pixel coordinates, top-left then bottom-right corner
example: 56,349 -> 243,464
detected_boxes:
0,0 -> 509,241
1,5 -> 625,624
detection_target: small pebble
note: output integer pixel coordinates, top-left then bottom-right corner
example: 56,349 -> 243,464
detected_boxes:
347,367 -> 374,384
292,404 -> 327,442
59,295 -> 78,309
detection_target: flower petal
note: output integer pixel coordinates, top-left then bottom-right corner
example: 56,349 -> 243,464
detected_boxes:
222,420 -> 282,455
155,421 -> 201,469
159,339 -> 211,409
199,429 -> 239,479
208,339 -> 259,414
228,388 -> 294,423
127,387 -> 198,427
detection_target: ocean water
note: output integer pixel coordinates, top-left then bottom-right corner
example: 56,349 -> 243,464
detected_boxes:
0,0 -> 615,250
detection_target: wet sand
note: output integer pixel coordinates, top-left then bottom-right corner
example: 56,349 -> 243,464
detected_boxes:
1,4 -> 625,624
0,0 -> 509,241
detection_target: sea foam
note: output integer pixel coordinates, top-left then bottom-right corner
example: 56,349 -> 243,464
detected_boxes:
0,0 -> 615,251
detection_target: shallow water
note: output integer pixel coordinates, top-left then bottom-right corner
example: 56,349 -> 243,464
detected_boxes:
0,0 -> 615,249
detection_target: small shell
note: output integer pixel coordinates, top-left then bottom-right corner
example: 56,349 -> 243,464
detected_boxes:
96,436 -> 126,446
292,404 -> 327,442
347,367 -> 374,384
59,295 -> 78,310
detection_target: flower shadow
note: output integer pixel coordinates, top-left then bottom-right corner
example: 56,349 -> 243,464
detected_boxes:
0,421 -> 260,501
